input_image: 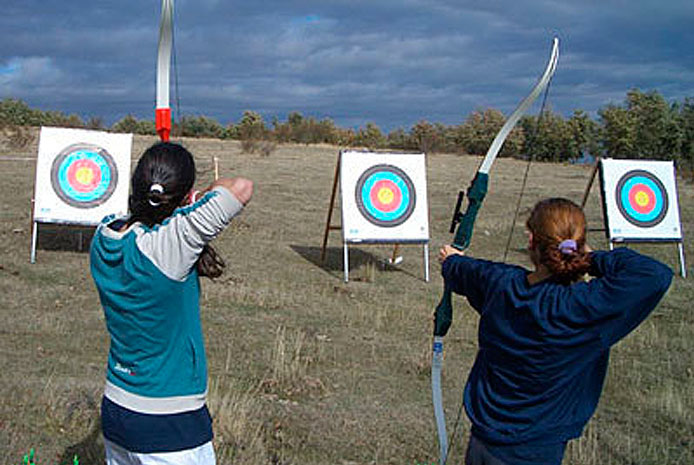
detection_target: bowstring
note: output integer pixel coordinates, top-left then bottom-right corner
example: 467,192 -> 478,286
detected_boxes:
501,76 -> 555,263
443,398 -> 465,465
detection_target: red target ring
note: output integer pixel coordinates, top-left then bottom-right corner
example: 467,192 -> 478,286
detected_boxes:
355,164 -> 416,227
627,183 -> 656,215
370,179 -> 402,213
66,159 -> 102,193
615,169 -> 668,227
50,143 -> 118,208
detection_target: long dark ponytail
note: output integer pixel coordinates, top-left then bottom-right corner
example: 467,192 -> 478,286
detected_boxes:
129,142 -> 225,278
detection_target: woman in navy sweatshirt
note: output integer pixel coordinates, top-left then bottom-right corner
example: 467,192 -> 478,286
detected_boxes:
439,197 -> 673,465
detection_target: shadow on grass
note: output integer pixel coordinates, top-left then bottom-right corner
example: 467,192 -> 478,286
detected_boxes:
35,224 -> 95,254
58,419 -> 104,465
290,244 -> 420,280
290,245 -> 378,273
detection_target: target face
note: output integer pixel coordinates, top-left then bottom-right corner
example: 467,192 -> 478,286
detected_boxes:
615,170 -> 668,227
355,164 -> 416,227
340,151 -> 429,243
50,143 -> 118,208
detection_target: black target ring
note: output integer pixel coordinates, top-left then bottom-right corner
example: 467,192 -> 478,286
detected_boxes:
50,143 -> 118,209
355,164 -> 416,227
615,169 -> 668,228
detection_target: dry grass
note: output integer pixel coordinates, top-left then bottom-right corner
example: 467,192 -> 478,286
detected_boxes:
0,130 -> 692,464
208,377 -> 268,464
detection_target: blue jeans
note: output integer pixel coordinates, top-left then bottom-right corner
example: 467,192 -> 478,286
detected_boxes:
465,436 -> 508,465
465,435 -> 567,465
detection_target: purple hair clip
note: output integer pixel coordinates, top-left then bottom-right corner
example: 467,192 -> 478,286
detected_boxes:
558,239 -> 577,255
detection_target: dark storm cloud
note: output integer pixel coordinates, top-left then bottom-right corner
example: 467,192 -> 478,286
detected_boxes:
1,0 -> 693,131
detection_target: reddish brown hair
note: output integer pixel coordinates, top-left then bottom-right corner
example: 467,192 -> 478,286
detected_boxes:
526,198 -> 591,284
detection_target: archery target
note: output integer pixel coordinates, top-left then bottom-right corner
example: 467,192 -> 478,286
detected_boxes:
33,127 -> 132,225
615,170 -> 668,227
600,159 -> 682,240
355,164 -> 416,227
51,143 -> 118,208
340,151 -> 429,243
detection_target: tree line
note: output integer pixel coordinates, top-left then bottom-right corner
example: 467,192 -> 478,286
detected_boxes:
1,88 -> 693,174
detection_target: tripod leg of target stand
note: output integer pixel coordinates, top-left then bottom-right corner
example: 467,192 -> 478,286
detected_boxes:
30,221 -> 38,264
678,242 -> 687,278
423,243 -> 430,282
389,244 -> 401,264
343,242 -> 349,283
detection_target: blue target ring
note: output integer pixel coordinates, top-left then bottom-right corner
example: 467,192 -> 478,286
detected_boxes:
355,164 -> 416,227
51,143 -> 118,208
615,170 -> 668,228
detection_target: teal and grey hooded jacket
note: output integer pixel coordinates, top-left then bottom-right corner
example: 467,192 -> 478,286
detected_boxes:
90,186 -> 243,452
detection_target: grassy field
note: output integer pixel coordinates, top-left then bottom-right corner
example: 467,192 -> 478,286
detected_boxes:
0,130 -> 692,464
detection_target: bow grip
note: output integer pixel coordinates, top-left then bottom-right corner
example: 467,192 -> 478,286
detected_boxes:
452,172 -> 489,250
434,286 -> 453,337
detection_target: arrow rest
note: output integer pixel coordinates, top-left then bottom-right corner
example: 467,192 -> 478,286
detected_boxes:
449,190 -> 465,234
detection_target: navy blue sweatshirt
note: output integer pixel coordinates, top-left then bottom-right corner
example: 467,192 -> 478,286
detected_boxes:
442,248 -> 672,460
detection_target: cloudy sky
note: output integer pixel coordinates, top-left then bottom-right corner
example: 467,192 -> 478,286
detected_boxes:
1,1 -> 693,132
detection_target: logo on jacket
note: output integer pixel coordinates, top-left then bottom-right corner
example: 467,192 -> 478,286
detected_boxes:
114,362 -> 136,376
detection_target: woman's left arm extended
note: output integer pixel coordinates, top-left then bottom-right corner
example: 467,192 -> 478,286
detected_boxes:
440,248 -> 510,313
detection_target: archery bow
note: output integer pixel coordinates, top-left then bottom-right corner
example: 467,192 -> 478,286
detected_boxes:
156,0 -> 173,142
432,37 -> 559,465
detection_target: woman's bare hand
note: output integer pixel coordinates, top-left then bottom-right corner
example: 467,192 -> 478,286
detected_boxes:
211,177 -> 254,205
439,244 -> 465,263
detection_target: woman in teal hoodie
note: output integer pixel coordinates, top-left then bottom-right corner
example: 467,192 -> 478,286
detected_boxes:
91,142 -> 252,464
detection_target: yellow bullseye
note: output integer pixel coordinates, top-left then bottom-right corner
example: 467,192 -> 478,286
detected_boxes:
75,167 -> 94,185
377,187 -> 394,205
634,190 -> 650,207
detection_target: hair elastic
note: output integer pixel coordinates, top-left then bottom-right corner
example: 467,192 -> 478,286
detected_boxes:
558,239 -> 577,255
148,183 -> 164,207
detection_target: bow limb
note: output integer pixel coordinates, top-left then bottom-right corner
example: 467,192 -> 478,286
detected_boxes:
432,335 -> 447,465
156,0 -> 173,142
432,38 -> 560,465
452,37 -> 559,249
478,37 -> 559,175
432,286 -> 452,465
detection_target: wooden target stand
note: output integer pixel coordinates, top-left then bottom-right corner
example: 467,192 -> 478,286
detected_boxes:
581,158 -> 687,278
320,153 -> 430,283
